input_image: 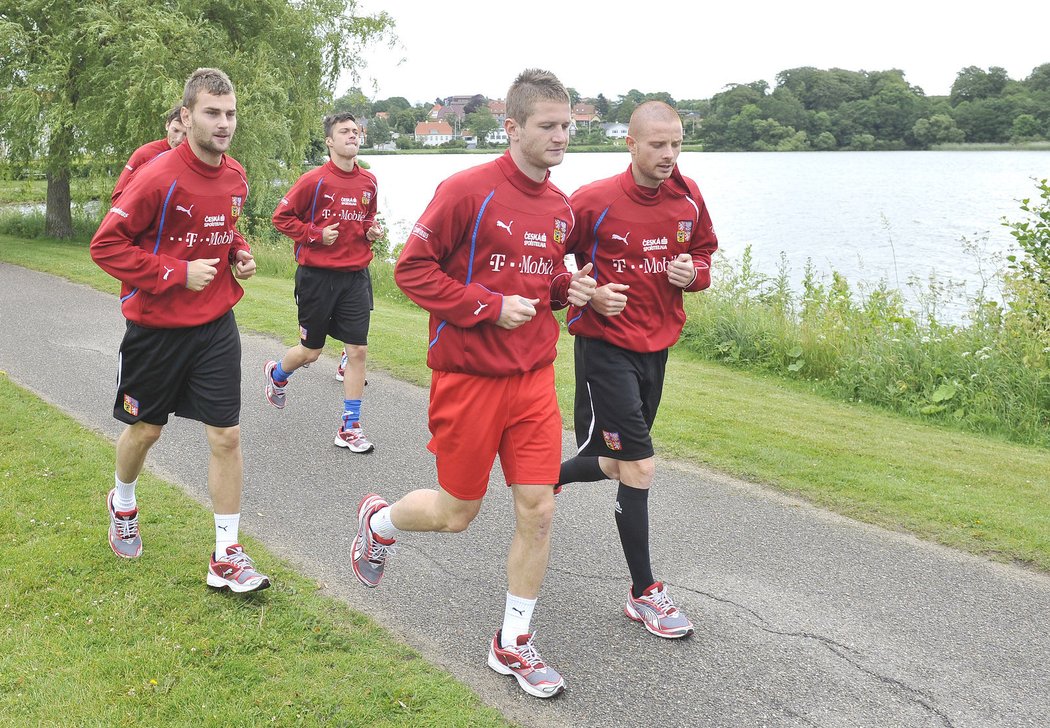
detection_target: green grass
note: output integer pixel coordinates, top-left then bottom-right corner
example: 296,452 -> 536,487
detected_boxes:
0,374 -> 508,727
0,178 -> 98,204
2,231 -> 1048,572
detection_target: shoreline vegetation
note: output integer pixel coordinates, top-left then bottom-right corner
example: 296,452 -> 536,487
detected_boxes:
1,178 -> 1048,574
2,177 -> 1049,447
2,141 -> 1049,192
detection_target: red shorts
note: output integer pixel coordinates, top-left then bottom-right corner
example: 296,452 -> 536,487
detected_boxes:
427,365 -> 562,500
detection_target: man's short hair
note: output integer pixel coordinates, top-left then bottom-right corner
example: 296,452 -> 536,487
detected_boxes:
323,112 -> 358,139
506,69 -> 569,124
182,68 -> 235,110
628,101 -> 682,138
165,105 -> 182,126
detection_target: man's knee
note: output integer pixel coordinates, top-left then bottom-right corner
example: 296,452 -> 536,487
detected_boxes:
206,424 -> 241,454
345,344 -> 367,364
300,345 -> 323,364
127,421 -> 163,448
442,500 -> 480,532
514,487 -> 556,530
619,458 -> 655,488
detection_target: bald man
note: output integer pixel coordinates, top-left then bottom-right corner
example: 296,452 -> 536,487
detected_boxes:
558,101 -> 718,639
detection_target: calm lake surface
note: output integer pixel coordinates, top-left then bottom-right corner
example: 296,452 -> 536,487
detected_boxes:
364,150 -> 1050,317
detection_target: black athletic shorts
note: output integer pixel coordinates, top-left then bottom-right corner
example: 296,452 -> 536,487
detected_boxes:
572,336 -> 668,461
113,310 -> 241,428
294,265 -> 373,350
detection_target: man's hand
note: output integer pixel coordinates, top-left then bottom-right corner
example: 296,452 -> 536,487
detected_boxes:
365,223 -> 384,242
497,296 -> 540,330
667,253 -> 697,288
186,258 -> 220,291
566,262 -> 596,307
321,222 -> 339,246
590,282 -> 630,316
232,249 -> 256,280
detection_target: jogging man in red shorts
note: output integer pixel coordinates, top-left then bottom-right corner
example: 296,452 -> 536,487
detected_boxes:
351,69 -> 595,698
91,67 -> 269,593
558,101 -> 718,638
111,105 -> 187,203
264,112 -> 383,453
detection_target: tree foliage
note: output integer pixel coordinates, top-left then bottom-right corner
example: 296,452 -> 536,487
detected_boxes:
695,64 -> 1050,152
364,116 -> 389,146
464,109 -> 499,146
0,0 -> 393,237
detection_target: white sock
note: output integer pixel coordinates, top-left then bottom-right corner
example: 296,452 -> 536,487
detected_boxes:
113,474 -> 137,512
370,506 -> 398,540
214,513 -> 240,555
501,593 -> 537,647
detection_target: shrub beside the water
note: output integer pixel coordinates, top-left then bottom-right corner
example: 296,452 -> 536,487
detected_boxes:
5,181 -> 1048,447
682,180 -> 1050,447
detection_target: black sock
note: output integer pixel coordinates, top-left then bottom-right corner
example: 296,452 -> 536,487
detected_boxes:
557,456 -> 607,486
615,482 -> 654,598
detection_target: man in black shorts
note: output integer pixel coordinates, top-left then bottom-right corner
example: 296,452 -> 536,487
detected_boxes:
266,112 -> 383,453
90,67 -> 269,592
558,101 -> 718,637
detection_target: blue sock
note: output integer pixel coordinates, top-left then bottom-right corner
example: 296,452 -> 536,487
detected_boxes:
273,362 -> 293,382
343,399 -> 362,427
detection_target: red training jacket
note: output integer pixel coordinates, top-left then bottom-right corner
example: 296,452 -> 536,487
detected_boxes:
565,164 -> 718,352
111,138 -> 172,203
272,159 -> 379,271
90,141 -> 251,328
395,151 -> 575,377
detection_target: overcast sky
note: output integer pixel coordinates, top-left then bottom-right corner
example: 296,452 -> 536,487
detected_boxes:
341,1 -> 1050,104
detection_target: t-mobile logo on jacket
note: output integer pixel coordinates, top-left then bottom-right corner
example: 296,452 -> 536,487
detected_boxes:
488,253 -> 554,275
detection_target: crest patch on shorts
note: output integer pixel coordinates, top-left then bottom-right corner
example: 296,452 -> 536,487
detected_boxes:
123,394 -> 140,417
299,324 -> 308,340
602,430 -> 623,451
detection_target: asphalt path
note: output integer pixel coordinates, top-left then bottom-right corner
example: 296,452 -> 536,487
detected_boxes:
2,262 -> 1048,728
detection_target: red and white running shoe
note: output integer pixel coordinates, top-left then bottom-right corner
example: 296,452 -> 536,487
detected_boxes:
207,544 -> 271,593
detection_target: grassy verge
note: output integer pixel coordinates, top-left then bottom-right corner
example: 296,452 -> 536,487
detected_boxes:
1,233 -> 1048,571
0,178 -> 98,204
0,374 -> 507,726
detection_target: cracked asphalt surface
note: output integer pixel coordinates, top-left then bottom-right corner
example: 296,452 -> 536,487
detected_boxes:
2,262 -> 1048,727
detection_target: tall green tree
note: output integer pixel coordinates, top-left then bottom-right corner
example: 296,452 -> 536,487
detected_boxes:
465,109 -> 499,146
912,114 -> 966,147
1024,64 -> 1050,93
594,93 -> 610,117
366,116 -> 391,146
950,65 -> 1010,105
332,87 -> 374,117
0,0 -> 392,238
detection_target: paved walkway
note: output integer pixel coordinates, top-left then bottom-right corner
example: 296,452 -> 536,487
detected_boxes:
2,262 -> 1048,727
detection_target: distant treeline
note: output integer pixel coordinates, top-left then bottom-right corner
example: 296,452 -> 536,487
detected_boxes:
340,64 -> 1050,152
689,65 -> 1050,151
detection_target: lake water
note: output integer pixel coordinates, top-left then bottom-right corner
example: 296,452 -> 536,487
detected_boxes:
363,150 -> 1050,318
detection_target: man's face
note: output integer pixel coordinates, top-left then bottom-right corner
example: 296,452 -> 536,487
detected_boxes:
165,118 -> 187,148
507,100 -> 571,174
326,118 -> 361,162
627,118 -> 683,187
182,91 -> 237,161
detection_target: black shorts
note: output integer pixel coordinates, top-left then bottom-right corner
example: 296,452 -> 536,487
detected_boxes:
294,265 -> 373,350
113,310 -> 242,427
572,336 -> 668,461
